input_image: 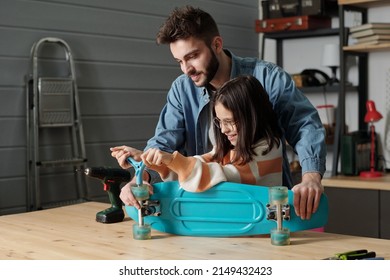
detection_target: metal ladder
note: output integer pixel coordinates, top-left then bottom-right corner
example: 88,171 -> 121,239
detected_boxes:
26,37 -> 88,211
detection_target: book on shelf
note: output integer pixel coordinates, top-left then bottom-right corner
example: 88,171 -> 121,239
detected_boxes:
356,34 -> 390,43
350,22 -> 390,33
354,40 -> 390,46
351,28 -> 390,39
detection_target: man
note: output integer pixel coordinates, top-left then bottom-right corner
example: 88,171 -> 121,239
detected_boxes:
111,5 -> 326,220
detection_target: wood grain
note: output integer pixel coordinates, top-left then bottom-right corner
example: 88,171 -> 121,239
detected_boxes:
1,202 -> 389,260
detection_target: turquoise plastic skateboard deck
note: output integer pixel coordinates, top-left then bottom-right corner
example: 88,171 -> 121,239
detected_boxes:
125,181 -> 328,237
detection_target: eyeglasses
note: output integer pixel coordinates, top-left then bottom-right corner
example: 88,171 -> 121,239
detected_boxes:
213,117 -> 237,130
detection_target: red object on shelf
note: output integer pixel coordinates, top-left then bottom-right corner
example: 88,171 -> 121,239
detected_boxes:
255,16 -> 331,33
360,100 -> 383,178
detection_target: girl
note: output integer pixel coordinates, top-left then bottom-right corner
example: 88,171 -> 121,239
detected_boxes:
141,75 -> 283,191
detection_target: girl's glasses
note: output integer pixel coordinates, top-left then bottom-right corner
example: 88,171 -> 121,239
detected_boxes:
213,117 -> 237,130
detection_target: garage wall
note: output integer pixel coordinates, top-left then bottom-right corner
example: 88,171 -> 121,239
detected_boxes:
0,0 -> 259,214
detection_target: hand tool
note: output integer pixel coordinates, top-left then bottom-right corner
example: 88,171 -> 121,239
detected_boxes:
83,167 -> 131,223
323,249 -> 377,260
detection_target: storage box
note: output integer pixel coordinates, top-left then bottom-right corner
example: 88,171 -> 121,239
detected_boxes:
301,0 -> 338,16
341,131 -> 372,176
268,0 -> 301,19
255,15 -> 331,33
261,0 -> 338,19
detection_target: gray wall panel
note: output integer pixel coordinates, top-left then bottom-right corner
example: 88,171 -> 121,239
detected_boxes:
83,117 -> 158,143
0,28 -> 174,65
0,149 -> 26,177
0,88 -> 25,117
0,119 -> 25,147
0,178 -> 26,211
0,0 -> 259,214
76,63 -> 180,89
79,89 -> 166,116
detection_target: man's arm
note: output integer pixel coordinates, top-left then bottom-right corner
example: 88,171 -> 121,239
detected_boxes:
259,64 -> 326,219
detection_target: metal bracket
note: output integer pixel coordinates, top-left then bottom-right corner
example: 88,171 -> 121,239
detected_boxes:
266,204 -> 291,221
140,200 -> 161,217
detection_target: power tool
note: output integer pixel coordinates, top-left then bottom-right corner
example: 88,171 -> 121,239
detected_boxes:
84,167 -> 131,223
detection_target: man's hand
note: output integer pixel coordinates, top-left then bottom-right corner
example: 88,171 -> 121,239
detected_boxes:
119,179 -> 153,209
110,145 -> 142,169
291,172 -> 324,220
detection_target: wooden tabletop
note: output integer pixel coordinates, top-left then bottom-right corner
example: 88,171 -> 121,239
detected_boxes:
322,174 -> 390,191
1,202 -> 389,260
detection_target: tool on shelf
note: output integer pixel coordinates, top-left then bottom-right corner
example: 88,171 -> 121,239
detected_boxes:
83,167 -> 131,223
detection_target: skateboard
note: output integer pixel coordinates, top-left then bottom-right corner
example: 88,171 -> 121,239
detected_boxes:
125,180 -> 328,238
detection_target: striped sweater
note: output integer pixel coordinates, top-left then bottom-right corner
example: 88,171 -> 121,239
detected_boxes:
148,139 -> 283,192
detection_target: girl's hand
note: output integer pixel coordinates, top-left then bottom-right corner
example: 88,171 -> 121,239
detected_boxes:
141,148 -> 173,167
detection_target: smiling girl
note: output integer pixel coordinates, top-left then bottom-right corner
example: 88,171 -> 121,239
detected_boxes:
141,75 -> 283,191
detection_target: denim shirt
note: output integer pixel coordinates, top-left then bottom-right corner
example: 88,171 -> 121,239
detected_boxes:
145,50 -> 326,188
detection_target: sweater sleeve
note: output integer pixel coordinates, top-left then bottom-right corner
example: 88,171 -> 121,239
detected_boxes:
166,151 -> 228,192
148,139 -> 283,192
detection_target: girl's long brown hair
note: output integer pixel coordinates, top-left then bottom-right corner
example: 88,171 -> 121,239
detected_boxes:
212,75 -> 282,165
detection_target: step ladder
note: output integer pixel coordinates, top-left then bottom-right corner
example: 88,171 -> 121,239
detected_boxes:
26,37 -> 88,211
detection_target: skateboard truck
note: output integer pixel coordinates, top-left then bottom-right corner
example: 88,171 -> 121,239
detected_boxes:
266,204 -> 290,221
267,186 -> 291,246
127,157 -> 153,240
140,200 -> 161,217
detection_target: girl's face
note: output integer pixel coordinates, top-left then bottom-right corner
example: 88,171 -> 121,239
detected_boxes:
214,102 -> 238,146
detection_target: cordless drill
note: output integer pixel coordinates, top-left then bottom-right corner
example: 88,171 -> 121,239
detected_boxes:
84,167 -> 131,223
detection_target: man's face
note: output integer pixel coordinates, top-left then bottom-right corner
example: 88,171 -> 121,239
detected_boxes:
170,37 -> 219,87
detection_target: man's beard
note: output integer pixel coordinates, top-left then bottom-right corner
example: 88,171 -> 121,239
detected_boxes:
191,51 -> 219,87
204,51 -> 219,86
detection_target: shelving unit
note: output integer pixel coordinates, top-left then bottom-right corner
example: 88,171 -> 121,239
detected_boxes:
259,26 -> 344,181
263,28 -> 340,68
261,28 -> 343,99
332,0 -> 390,176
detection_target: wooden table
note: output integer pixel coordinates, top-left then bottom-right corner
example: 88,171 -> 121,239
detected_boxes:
1,202 -> 389,260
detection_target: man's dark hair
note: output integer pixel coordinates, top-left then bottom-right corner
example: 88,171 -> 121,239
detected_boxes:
212,75 -> 282,165
156,5 -> 220,46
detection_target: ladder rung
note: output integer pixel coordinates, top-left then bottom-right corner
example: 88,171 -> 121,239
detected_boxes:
37,158 -> 87,167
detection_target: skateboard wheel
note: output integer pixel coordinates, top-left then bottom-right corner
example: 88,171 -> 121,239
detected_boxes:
133,224 -> 151,240
269,186 -> 288,205
131,184 -> 149,201
270,228 -> 290,246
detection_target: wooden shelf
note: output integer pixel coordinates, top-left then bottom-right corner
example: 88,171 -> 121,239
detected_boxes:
299,84 -> 357,93
344,43 -> 390,52
339,0 -> 390,7
263,28 -> 339,40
